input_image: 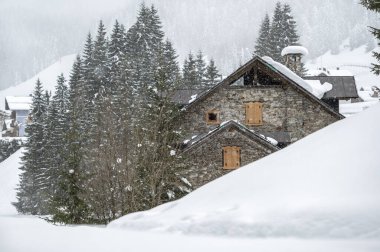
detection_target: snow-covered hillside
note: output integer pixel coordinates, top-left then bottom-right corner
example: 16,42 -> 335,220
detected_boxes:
306,44 -> 379,89
1,108 -> 380,251
0,54 -> 76,110
109,103 -> 380,239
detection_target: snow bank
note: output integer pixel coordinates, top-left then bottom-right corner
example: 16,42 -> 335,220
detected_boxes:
0,148 -> 24,215
281,46 -> 309,56
2,216 -> 379,252
262,56 -> 332,99
0,54 -> 76,110
339,101 -> 379,117
109,104 -> 380,239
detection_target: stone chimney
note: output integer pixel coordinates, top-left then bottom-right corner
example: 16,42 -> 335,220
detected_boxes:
281,46 -> 309,76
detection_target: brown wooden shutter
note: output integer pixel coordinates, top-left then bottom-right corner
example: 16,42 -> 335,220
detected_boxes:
245,102 -> 263,125
223,146 -> 241,169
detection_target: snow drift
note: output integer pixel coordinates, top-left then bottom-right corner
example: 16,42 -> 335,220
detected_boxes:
0,148 -> 23,215
109,104 -> 380,239
0,54 -> 76,110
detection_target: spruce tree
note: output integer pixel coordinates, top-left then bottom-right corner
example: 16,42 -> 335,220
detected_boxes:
204,59 -> 222,88
195,50 -> 207,88
14,79 -> 48,214
50,56 -> 88,224
182,53 -> 197,90
268,2 -> 285,62
44,74 -> 71,215
361,0 -> 380,75
92,21 -> 109,93
254,14 -> 271,57
282,4 -> 300,47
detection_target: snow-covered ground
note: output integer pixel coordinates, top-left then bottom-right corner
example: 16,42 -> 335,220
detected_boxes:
1,105 -> 379,251
0,54 -> 76,110
109,104 -> 380,239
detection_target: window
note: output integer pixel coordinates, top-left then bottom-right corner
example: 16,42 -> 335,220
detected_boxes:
245,102 -> 263,126
206,110 -> 220,125
223,146 -> 241,169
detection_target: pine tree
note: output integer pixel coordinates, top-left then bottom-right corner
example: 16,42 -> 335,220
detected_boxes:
361,0 -> 380,75
254,14 -> 271,57
204,59 -> 221,88
50,56 -> 88,224
268,2 -> 285,62
44,74 -> 72,218
195,51 -> 207,88
282,4 -> 300,47
92,21 -> 109,93
135,46 -> 189,209
108,20 -> 126,92
182,52 -> 197,90
14,79 -> 48,214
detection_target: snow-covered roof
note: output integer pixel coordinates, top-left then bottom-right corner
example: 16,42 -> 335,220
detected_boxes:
281,46 -> 309,57
5,96 -> 32,111
262,56 -> 332,99
307,68 -> 353,77
182,120 -> 280,152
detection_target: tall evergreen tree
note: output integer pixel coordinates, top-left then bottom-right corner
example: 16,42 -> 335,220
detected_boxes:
195,50 -> 207,88
108,20 -> 126,92
361,0 -> 380,75
92,21 -> 109,93
268,2 -> 285,62
182,52 -> 197,90
50,57 -> 88,223
204,59 -> 222,88
282,4 -> 300,47
14,79 -> 48,214
44,74 -> 70,213
254,14 -> 271,57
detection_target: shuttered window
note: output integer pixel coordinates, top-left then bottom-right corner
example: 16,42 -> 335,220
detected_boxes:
245,102 -> 263,126
223,146 -> 241,169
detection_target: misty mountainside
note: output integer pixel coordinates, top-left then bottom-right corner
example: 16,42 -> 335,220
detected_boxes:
0,0 -> 378,90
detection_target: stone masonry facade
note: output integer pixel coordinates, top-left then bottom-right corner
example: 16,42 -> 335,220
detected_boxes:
178,57 -> 342,189
180,124 -> 277,189
181,85 -> 339,142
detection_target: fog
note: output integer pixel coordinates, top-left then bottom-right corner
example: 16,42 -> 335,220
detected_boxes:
0,0 -> 378,89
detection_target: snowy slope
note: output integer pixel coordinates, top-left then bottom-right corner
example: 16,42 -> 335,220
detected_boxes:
0,54 -> 76,110
0,148 -> 23,215
306,44 -> 379,89
109,104 -> 380,239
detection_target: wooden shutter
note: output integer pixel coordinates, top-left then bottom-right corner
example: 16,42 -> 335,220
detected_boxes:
245,102 -> 263,125
223,146 -> 241,169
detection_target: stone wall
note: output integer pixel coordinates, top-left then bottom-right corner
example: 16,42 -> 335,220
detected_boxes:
181,84 -> 340,143
180,126 -> 276,189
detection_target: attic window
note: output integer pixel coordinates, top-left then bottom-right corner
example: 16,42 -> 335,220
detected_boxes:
245,102 -> 263,126
206,110 -> 220,125
223,146 -> 241,169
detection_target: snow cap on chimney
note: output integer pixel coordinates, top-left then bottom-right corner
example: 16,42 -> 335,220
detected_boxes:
281,46 -> 309,57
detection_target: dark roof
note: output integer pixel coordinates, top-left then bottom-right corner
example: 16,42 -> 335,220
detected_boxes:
182,56 -> 344,119
182,120 -> 280,153
171,89 -> 207,105
258,131 -> 291,143
303,76 -> 358,99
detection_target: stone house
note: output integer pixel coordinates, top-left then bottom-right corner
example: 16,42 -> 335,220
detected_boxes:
175,55 -> 344,189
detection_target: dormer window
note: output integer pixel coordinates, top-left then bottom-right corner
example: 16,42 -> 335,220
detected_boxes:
206,110 -> 220,125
